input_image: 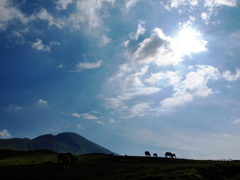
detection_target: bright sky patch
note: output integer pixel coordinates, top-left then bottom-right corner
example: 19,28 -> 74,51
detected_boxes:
172,27 -> 207,56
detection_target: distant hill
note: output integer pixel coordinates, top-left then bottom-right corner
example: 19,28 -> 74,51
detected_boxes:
0,132 -> 115,155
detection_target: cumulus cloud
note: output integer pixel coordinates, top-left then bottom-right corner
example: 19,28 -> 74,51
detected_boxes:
71,60 -> 103,72
55,0 -> 73,10
32,39 -> 50,52
223,68 -> 240,82
134,28 -> 185,66
32,39 -> 60,52
0,0 -> 30,30
160,65 -> 221,111
204,0 -> 238,7
0,129 -> 12,139
161,0 -> 238,24
36,8 -> 64,29
72,113 -> 99,119
104,28 -> 209,118
129,20 -> 145,40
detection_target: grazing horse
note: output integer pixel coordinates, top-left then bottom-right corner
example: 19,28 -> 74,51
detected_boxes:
153,153 -> 157,157
57,153 -> 75,163
165,152 -> 176,158
66,153 -> 74,163
145,151 -> 151,157
62,154 -> 71,169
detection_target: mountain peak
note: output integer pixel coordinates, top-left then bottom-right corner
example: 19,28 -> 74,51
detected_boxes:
0,132 -> 115,155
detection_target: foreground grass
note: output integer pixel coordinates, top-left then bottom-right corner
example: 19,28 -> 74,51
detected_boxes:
0,150 -> 240,179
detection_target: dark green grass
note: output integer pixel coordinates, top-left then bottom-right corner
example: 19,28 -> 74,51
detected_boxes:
1,149 -> 240,179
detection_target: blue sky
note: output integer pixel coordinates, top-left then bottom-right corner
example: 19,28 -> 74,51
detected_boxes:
1,0 -> 240,159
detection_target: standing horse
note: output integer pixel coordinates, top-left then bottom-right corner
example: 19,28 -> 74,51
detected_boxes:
145,151 -> 151,157
153,153 -> 157,157
62,154 -> 71,169
165,152 -> 176,158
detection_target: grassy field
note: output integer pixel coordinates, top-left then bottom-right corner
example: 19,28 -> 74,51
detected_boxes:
0,149 -> 240,179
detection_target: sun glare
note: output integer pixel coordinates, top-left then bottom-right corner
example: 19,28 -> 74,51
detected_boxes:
172,27 -> 207,56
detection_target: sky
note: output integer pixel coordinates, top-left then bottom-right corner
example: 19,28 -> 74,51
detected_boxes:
1,0 -> 240,160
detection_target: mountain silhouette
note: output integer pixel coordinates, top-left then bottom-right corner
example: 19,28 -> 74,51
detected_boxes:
0,132 -> 115,155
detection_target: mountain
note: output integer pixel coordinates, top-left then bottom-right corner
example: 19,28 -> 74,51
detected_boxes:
0,132 -> 115,155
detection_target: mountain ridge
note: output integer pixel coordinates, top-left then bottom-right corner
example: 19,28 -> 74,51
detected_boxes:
0,132 -> 115,155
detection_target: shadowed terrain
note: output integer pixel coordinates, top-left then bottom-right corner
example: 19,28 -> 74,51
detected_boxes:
0,132 -> 114,155
1,149 -> 240,179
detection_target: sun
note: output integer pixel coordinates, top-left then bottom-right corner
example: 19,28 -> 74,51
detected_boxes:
172,27 -> 207,56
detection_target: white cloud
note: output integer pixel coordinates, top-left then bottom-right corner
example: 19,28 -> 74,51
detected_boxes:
124,102 -> 151,119
104,86 -> 160,119
77,124 -> 84,129
55,0 -> 73,10
145,71 -> 181,86
121,40 -> 130,47
134,28 -> 188,66
223,68 -> 240,82
0,129 -> 12,139
204,0 -> 238,7
71,60 -> 103,72
6,104 -> 23,111
37,99 -> 49,108
105,28 -> 208,117
125,0 -> 140,9
231,117 -> 240,124
96,120 -> 104,125
32,39 -> 50,52
0,0 -> 29,30
162,0 -> 238,24
72,113 -> 98,119
100,35 -> 111,46
36,8 -> 64,29
160,65 -> 221,111
129,20 -> 145,40
70,0 -> 115,30
32,39 -> 60,52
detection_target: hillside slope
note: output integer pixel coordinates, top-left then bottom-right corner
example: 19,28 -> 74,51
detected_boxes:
0,132 -> 114,155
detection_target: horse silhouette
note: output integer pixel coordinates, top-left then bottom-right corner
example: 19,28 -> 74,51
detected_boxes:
153,153 -> 157,157
57,153 -> 75,163
62,154 -> 71,169
165,152 -> 176,158
145,151 -> 151,157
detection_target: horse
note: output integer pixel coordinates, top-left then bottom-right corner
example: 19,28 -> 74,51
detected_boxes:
62,154 -> 71,169
153,153 -> 157,157
57,153 -> 75,163
165,152 -> 176,158
66,153 -> 74,163
145,151 -> 151,157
